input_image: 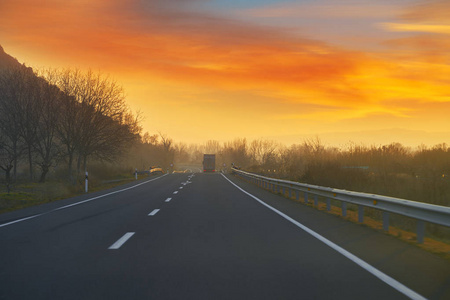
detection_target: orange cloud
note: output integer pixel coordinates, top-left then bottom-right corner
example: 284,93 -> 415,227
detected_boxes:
381,23 -> 450,34
0,0 -> 363,80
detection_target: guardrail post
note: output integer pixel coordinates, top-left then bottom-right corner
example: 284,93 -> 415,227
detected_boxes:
382,212 -> 390,231
314,195 -> 318,207
417,220 -> 425,244
288,188 -> 292,199
326,198 -> 331,211
296,191 -> 300,201
358,206 -> 364,223
342,202 -> 347,217
304,192 -> 308,204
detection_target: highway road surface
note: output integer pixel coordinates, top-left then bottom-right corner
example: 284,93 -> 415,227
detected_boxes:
1,173 -> 449,299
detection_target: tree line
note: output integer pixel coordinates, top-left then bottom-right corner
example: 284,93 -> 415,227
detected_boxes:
163,137 -> 449,207
0,65 -> 141,190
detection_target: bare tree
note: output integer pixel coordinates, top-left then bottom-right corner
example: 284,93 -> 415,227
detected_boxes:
41,69 -> 81,181
0,66 -> 29,186
44,69 -> 140,180
142,132 -> 159,145
249,139 -> 278,167
18,73 -> 40,181
159,132 -> 174,169
173,143 -> 189,165
33,69 -> 65,182
223,138 -> 249,168
204,140 -> 220,154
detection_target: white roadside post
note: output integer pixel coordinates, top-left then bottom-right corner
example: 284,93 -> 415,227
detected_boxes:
85,171 -> 88,193
135,168 -> 138,180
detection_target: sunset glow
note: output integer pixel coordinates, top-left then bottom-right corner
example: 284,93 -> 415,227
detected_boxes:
1,0 -> 449,146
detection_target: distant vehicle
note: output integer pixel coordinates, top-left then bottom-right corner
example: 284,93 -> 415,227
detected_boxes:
203,154 -> 216,172
150,166 -> 164,175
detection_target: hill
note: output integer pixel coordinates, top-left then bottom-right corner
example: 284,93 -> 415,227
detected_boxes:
0,45 -> 23,69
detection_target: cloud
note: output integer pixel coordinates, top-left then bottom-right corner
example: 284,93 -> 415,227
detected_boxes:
380,1 -> 450,36
401,0 -> 450,23
381,23 -> 450,34
380,0 -> 450,72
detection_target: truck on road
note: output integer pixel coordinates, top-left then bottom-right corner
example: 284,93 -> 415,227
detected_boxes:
203,154 -> 216,172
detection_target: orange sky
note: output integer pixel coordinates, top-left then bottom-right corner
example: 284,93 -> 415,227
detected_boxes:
1,0 -> 449,147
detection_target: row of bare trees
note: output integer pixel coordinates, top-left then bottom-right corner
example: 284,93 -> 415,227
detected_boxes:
126,132 -> 176,172
164,138 -> 449,206
0,65 -> 141,188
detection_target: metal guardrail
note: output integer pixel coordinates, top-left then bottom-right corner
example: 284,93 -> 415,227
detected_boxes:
232,168 -> 450,243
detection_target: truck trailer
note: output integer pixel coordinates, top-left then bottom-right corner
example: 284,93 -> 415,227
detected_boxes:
203,154 -> 216,172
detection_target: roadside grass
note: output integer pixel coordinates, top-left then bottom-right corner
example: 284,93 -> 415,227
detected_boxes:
0,173 -> 148,214
241,176 -> 450,261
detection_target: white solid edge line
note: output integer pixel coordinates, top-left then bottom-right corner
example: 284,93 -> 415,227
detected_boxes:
148,209 -> 160,216
220,174 -> 426,300
0,174 -> 169,228
0,214 -> 43,228
108,232 -> 135,250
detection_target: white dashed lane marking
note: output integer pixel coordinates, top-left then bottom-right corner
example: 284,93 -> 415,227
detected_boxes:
108,232 -> 135,250
148,209 -> 160,216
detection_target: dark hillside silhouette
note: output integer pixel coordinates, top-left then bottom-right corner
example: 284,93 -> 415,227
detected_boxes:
0,45 -> 28,70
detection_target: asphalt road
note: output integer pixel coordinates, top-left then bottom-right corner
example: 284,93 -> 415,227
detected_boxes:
1,173 -> 449,299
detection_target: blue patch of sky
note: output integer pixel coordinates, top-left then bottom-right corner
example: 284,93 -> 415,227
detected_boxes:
206,0 -> 418,51
191,0 -> 419,51
205,0 -> 415,10
205,0 -> 313,10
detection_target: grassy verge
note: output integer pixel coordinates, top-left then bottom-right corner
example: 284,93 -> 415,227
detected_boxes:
0,174 -> 148,214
